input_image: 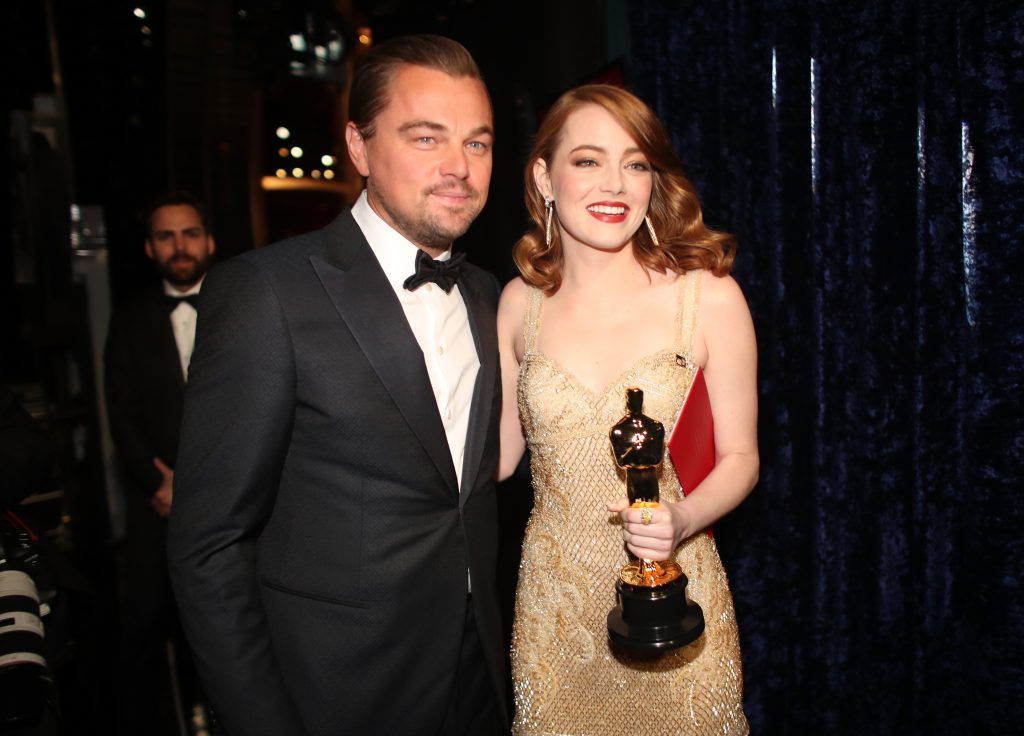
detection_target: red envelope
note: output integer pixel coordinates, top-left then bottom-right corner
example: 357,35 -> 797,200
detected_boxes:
667,367 -> 715,536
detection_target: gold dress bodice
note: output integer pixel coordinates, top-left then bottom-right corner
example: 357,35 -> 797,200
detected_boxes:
511,271 -> 749,735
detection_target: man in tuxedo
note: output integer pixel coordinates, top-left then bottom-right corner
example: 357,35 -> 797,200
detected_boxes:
104,191 -> 215,733
168,35 -> 507,736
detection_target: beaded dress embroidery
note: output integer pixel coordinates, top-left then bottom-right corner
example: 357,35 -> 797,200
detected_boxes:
511,271 -> 748,735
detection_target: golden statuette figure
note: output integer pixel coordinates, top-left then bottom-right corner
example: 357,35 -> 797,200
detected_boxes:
609,387 -> 684,587
607,387 -> 704,652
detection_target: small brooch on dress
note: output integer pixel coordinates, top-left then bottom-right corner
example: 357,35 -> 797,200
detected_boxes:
675,353 -> 696,370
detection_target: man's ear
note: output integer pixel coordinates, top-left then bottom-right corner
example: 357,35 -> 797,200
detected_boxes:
345,121 -> 370,177
206,234 -> 216,257
144,239 -> 155,261
533,158 -> 553,201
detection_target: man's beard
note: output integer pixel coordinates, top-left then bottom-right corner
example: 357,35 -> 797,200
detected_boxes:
160,253 -> 212,287
371,180 -> 484,251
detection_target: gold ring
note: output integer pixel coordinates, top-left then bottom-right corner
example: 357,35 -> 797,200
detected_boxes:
641,508 -> 653,526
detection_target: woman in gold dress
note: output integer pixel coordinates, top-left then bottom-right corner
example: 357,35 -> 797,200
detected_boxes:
497,85 -> 759,735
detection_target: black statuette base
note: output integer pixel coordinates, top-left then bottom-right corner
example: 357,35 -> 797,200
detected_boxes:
607,573 -> 705,653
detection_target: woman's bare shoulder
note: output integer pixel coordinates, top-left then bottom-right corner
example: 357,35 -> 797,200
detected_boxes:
498,276 -> 532,316
697,270 -> 747,309
694,271 -> 754,365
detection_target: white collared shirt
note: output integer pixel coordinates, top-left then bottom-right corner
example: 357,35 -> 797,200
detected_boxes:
163,278 -> 203,382
350,191 -> 480,490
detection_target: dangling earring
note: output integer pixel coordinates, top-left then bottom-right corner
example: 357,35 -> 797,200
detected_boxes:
544,197 -> 554,246
645,214 -> 660,247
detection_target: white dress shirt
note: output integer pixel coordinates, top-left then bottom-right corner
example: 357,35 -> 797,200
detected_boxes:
163,278 -> 204,382
350,191 -> 480,490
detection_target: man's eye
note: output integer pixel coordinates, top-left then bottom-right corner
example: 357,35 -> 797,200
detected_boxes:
467,141 -> 490,153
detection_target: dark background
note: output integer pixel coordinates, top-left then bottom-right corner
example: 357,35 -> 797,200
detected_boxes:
628,2 -> 1023,731
2,0 -> 1021,733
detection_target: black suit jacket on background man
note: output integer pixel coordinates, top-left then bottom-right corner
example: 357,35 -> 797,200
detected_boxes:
168,210 -> 507,736
105,285 -> 185,496
105,283 -> 193,733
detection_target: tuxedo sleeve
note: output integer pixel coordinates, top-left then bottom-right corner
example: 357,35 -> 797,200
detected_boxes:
104,308 -> 163,494
167,257 -> 309,736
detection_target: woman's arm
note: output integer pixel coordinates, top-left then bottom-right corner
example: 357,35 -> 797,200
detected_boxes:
496,278 -> 529,481
611,271 -> 759,557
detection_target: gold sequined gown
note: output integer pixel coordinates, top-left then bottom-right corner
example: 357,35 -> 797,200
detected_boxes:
511,271 -> 748,735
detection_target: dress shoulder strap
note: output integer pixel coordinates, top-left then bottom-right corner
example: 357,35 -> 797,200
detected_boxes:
674,269 -> 702,358
523,286 -> 544,355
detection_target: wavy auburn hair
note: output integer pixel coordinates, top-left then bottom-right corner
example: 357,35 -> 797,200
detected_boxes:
514,85 -> 735,294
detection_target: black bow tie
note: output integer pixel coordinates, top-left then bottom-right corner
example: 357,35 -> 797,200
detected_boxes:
403,249 -> 466,293
163,294 -> 200,312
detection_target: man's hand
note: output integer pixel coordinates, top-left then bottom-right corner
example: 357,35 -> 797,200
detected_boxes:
151,457 -> 174,517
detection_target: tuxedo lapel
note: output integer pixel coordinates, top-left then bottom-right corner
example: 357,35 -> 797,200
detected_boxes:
457,273 -> 497,506
146,289 -> 186,391
309,212 -> 459,493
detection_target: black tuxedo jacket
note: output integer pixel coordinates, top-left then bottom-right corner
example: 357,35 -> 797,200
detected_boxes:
168,211 -> 507,736
104,285 -> 185,495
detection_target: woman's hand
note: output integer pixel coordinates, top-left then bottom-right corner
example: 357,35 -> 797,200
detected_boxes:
606,499 -> 696,560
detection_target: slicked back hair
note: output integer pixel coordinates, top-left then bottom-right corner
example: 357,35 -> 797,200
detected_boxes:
349,34 -> 484,139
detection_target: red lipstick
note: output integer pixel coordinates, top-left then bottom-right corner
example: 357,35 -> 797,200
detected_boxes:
586,201 -> 629,223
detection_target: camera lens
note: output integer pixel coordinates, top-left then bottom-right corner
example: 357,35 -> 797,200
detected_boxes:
0,569 -> 53,728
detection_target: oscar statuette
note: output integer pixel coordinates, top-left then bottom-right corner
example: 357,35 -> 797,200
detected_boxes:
606,387 -> 705,652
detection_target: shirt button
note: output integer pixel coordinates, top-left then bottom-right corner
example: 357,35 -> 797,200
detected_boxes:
446,409 -> 453,421
437,345 -> 444,356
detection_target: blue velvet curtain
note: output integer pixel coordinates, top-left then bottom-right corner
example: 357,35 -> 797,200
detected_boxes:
630,2 -> 1023,732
